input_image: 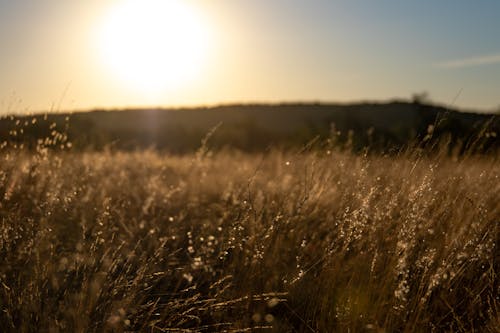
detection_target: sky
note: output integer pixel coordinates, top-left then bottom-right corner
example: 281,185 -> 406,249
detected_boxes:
1,0 -> 499,114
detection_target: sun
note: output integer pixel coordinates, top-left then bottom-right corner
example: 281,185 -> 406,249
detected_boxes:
96,0 -> 211,97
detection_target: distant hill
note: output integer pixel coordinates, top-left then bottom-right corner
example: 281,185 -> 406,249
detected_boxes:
0,101 -> 498,154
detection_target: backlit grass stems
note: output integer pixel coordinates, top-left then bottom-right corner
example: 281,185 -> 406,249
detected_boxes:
0,146 -> 498,332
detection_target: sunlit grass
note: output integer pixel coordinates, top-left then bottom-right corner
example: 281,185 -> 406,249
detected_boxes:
0,143 -> 498,331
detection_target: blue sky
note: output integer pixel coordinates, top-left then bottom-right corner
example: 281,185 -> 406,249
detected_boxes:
1,0 -> 499,113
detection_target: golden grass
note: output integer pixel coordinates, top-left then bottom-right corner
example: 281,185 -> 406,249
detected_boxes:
0,147 -> 498,332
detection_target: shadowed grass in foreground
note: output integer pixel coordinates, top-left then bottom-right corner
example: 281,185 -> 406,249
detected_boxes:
0,148 -> 498,332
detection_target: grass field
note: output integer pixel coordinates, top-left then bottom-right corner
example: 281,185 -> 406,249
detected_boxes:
0,143 -> 498,332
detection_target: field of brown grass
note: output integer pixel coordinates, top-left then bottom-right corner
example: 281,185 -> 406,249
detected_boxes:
0,144 -> 498,332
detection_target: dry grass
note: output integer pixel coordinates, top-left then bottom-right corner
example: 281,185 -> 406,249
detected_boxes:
0,144 -> 498,332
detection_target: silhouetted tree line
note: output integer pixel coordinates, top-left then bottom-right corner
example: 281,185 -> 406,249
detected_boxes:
0,102 -> 498,154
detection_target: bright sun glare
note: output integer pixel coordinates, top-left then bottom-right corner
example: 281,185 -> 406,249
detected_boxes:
97,0 -> 210,97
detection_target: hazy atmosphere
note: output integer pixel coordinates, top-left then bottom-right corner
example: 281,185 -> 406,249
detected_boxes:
1,0 -> 500,113
1,1 -> 498,332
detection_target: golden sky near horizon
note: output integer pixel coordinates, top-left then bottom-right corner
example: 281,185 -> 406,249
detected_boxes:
1,0 -> 500,114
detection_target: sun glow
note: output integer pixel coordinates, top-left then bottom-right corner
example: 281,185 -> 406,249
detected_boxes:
97,0 -> 211,97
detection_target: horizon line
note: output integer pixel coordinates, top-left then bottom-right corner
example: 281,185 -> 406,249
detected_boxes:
1,98 -> 494,117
